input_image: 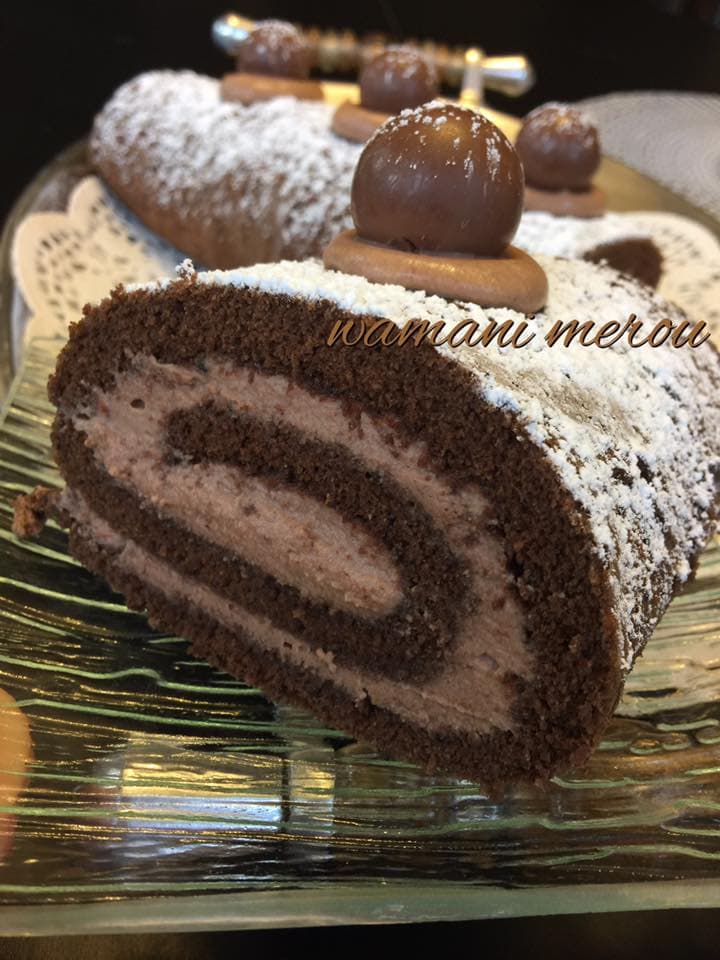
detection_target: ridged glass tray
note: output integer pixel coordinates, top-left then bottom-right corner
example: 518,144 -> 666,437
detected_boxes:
1,336 -> 720,934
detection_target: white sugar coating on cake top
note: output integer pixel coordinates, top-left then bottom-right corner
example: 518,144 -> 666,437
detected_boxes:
90,71 -> 361,261
515,210 -> 651,256
146,255 -> 719,672
515,209 -> 720,331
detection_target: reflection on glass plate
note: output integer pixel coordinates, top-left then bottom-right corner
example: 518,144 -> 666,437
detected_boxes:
0,339 -> 720,933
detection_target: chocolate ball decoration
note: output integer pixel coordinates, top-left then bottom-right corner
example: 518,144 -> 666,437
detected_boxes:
351,103 -> 524,257
235,20 -> 311,79
359,47 -> 439,115
516,103 -> 600,191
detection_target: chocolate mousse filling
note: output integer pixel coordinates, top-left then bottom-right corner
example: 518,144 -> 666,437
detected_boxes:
54,384 -> 477,683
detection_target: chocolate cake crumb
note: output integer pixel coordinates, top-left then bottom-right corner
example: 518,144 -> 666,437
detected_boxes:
12,487 -> 59,538
583,237 -> 664,289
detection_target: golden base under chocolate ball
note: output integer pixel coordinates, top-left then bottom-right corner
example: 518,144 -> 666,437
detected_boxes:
324,230 -> 548,314
331,101 -> 390,143
221,73 -> 324,105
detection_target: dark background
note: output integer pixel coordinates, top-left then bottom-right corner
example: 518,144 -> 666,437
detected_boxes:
1,1 -> 720,953
1,0 -> 719,222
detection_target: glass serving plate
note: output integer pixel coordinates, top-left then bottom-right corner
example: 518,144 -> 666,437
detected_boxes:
2,115 -> 720,935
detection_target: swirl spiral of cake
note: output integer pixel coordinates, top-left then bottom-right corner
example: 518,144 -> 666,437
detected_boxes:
25,255 -> 720,785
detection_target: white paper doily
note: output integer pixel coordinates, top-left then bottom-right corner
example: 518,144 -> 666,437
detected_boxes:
11,176 -> 183,362
11,175 -> 720,362
578,92 -> 720,222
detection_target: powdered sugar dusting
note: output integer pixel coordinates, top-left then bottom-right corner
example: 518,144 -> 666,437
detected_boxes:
486,138 -> 501,177
144,256 -> 720,674
175,258 -> 196,280
90,71 -> 361,265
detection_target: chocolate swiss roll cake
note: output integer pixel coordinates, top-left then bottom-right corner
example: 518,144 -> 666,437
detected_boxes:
21,102 -> 720,786
18,254 -> 719,785
90,70 -> 360,268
